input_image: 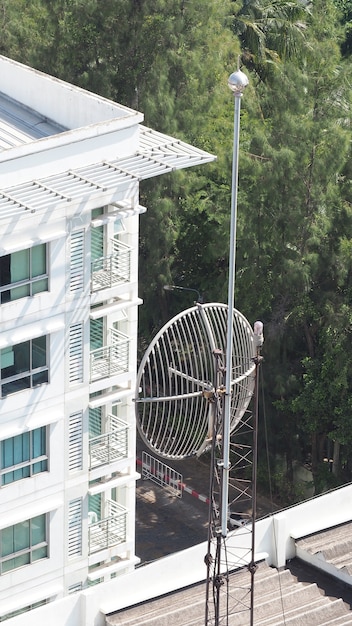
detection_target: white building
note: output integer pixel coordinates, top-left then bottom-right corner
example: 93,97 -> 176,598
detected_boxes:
0,55 -> 215,621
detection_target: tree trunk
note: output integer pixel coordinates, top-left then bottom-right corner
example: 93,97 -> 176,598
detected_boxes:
332,440 -> 340,476
311,432 -> 326,493
311,431 -> 319,493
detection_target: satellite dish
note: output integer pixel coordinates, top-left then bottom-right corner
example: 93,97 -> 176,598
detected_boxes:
135,303 -> 256,459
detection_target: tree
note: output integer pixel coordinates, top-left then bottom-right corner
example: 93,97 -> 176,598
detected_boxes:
292,309 -> 352,492
233,0 -> 310,76
333,0 -> 352,55
235,0 -> 352,494
0,0 -> 49,64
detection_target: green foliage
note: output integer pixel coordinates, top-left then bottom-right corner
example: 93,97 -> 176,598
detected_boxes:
255,458 -> 308,506
270,469 -> 307,505
332,0 -> 352,54
233,0 -> 311,78
0,0 -> 49,64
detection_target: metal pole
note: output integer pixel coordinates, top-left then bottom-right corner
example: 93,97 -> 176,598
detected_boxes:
205,350 -> 224,626
250,321 -> 264,625
221,68 -> 249,537
250,357 -> 260,626
204,394 -> 217,626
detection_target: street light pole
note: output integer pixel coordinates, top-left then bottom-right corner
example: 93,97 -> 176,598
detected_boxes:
163,284 -> 203,303
221,67 -> 249,538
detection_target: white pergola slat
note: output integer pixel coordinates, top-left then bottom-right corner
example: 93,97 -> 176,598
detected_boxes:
0,126 -> 216,218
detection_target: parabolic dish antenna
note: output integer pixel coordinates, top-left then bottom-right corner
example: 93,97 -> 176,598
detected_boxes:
135,303 -> 256,459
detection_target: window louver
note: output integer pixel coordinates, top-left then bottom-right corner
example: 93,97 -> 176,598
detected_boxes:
69,322 -> 84,384
68,411 -> 83,472
70,230 -> 84,292
68,498 -> 82,558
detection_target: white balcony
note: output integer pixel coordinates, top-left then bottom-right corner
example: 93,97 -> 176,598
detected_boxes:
88,500 -> 127,555
90,328 -> 130,382
91,239 -> 131,292
89,415 -> 128,470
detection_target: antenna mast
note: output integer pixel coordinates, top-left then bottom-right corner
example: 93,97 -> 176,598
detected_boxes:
204,323 -> 263,626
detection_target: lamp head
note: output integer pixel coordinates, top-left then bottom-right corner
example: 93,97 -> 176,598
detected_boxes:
228,69 -> 249,95
253,320 -> 264,349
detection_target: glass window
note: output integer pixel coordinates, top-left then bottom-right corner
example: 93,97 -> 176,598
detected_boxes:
0,337 -> 48,398
0,515 -> 47,574
0,599 -> 47,621
32,245 -> 46,277
0,244 -> 48,304
114,218 -> 125,235
0,427 -> 47,486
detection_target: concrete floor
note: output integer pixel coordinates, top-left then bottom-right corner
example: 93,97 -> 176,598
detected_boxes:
135,441 -> 277,564
135,456 -> 210,563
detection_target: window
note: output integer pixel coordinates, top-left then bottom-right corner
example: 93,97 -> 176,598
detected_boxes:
68,582 -> 83,594
0,244 -> 48,304
0,599 -> 48,621
0,514 -> 47,574
91,211 -> 103,261
0,427 -> 47,486
0,336 -> 48,397
114,218 -> 125,235
88,493 -> 101,523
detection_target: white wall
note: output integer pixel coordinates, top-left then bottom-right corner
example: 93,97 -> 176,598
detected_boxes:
0,56 -> 138,128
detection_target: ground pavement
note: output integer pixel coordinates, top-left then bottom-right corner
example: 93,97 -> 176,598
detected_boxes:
135,442 -> 279,564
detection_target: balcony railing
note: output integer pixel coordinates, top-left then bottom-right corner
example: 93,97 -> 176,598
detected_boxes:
89,415 -> 128,470
90,328 -> 130,382
88,500 -> 127,554
91,239 -> 131,292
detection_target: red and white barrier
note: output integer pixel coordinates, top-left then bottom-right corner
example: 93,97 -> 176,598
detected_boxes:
137,457 -> 209,504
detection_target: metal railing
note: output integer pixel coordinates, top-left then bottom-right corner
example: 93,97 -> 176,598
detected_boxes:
91,239 -> 131,292
142,451 -> 183,498
90,328 -> 130,382
88,500 -> 127,554
89,415 -> 128,469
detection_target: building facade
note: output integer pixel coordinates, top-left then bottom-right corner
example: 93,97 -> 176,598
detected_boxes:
0,56 -> 215,621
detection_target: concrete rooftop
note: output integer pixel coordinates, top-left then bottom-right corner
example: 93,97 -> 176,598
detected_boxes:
0,55 -> 139,132
106,558 -> 352,626
105,482 -> 352,626
0,92 -> 65,151
296,521 -> 352,583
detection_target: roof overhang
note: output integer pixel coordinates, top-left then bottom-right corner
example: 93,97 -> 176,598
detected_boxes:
0,126 -> 216,218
